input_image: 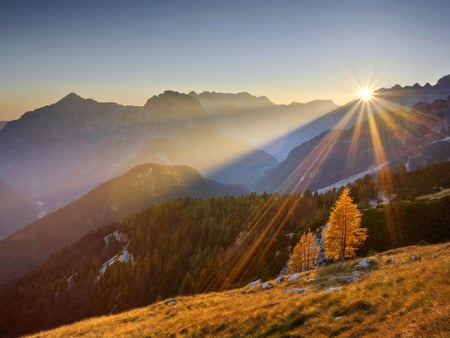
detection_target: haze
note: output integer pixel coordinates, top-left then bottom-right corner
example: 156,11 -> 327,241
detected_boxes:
1,0 -> 450,120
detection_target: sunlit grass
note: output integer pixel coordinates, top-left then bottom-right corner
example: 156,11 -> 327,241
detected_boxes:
31,242 -> 450,337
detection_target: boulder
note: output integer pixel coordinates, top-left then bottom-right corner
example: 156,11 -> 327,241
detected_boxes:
288,273 -> 301,282
386,258 -> 395,265
326,287 -> 342,292
247,279 -> 262,288
352,270 -> 365,281
276,276 -> 284,284
165,299 -> 176,306
355,258 -> 377,270
261,282 -> 274,290
283,288 -> 306,294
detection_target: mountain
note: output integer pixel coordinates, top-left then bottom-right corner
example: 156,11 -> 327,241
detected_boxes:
127,126 -> 278,186
191,91 -> 339,160
0,163 -> 249,282
0,179 -> 35,240
256,98 -> 450,193
0,93 -> 136,214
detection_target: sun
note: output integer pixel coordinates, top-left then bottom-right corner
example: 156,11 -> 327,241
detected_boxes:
359,88 -> 373,101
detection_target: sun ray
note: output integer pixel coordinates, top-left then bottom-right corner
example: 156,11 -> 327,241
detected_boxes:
276,101 -> 363,194
345,101 -> 372,171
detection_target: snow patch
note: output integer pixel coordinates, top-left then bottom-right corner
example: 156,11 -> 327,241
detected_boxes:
98,231 -> 134,278
36,200 -> 46,208
431,135 -> 450,144
67,275 -> 74,288
35,200 -> 48,219
38,210 -> 48,219
317,162 -> 389,194
286,233 -> 295,240
99,249 -> 133,275
104,230 -> 127,248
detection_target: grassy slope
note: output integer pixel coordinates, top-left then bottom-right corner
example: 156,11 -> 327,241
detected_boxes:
32,243 -> 449,338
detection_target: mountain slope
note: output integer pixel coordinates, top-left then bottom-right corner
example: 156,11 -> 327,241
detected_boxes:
127,126 -> 278,186
256,99 -> 449,193
0,93 -> 136,214
31,242 -> 450,338
192,91 -> 338,160
0,163 -> 248,282
0,179 -> 35,240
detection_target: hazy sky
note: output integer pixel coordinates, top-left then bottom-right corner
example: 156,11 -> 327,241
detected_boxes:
1,0 -> 450,120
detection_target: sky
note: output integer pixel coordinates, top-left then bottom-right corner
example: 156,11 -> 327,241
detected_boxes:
1,0 -> 450,120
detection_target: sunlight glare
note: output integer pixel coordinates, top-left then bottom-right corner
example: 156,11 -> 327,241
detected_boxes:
359,88 -> 373,101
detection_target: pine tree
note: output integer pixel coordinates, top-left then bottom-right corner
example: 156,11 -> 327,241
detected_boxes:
289,228 -> 319,272
324,187 -> 367,261
179,272 -> 196,295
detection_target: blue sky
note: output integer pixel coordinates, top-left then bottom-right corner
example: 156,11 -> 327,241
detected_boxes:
1,0 -> 450,119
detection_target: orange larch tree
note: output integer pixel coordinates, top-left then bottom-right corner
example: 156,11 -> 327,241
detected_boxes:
324,187 -> 367,262
289,228 -> 319,272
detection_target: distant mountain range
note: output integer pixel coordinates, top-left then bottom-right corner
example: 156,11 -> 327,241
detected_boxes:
0,163 -> 248,282
376,74 -> 450,107
0,74 -> 449,237
0,90 -> 335,234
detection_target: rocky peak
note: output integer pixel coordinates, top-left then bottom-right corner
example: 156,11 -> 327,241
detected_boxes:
143,91 -> 205,118
56,92 -> 86,105
436,74 -> 450,87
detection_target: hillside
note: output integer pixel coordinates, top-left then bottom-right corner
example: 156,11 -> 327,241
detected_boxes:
32,242 -> 450,337
0,163 -> 248,282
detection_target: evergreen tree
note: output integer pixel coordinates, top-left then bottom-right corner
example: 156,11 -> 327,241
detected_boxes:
179,272 -> 196,295
289,228 -> 319,272
324,187 -> 367,261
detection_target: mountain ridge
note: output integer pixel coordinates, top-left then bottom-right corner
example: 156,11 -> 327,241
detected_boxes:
0,163 -> 249,282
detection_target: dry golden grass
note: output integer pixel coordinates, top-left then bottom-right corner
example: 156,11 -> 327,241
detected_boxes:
31,242 -> 450,338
